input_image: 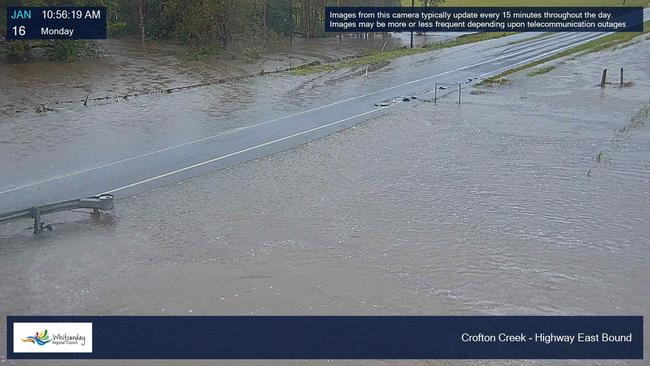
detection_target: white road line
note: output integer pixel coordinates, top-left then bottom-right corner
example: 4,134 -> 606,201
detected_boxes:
102,105 -> 397,194
0,28 -> 628,195
103,29 -> 622,195
0,49 -> 505,195
0,38 -> 534,196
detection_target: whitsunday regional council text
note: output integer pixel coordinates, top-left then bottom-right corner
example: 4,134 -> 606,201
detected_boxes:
461,332 -> 633,344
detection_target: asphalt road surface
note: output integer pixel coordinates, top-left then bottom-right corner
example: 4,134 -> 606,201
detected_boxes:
1,10 -> 648,214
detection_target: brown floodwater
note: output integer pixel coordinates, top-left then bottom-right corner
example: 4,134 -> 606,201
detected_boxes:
0,32 -> 464,117
0,37 -> 649,366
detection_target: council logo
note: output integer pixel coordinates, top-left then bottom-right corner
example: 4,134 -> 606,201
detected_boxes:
22,330 -> 51,346
13,322 -> 93,353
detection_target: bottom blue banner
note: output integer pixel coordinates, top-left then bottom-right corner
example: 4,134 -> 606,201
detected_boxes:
7,316 -> 643,359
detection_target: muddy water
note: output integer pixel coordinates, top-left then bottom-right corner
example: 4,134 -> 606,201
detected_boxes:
0,32 -> 462,190
1,38 -> 650,366
0,32 -> 456,117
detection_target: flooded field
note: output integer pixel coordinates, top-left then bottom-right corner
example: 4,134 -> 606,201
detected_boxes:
1,36 -> 649,365
0,32 -> 463,117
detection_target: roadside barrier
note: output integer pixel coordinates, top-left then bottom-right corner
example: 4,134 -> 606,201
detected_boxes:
0,194 -> 114,234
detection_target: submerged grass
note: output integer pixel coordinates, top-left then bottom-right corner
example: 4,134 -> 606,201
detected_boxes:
596,151 -> 610,163
290,32 -> 514,76
470,89 -> 488,95
476,77 -> 512,88
592,103 -> 649,172
527,65 -> 557,77
619,104 -> 650,133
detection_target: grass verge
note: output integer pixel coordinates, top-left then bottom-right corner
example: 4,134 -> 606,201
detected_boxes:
477,21 -> 649,85
290,32 -> 514,76
527,65 -> 557,77
475,77 -> 512,87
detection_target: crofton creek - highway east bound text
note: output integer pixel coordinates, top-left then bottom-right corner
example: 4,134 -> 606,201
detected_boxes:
461,333 -> 633,344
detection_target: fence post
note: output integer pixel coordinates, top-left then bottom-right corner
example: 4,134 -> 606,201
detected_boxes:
434,83 -> 438,104
32,207 -> 41,234
600,68 -> 607,87
620,68 -> 624,87
458,83 -> 462,105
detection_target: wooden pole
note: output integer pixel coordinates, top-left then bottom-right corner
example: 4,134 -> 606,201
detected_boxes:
620,67 -> 624,87
32,207 -> 41,234
458,83 -> 462,105
600,68 -> 607,87
434,83 -> 437,104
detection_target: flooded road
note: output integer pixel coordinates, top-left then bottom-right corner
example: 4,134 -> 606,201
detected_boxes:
1,30 -> 649,365
4,26 -> 645,214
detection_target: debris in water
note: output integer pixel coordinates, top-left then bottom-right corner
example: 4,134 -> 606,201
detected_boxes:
35,104 -> 55,113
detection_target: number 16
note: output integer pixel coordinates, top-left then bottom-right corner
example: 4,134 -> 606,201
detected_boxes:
12,26 -> 26,36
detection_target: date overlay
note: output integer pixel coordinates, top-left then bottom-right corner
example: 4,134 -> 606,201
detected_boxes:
6,7 -> 107,40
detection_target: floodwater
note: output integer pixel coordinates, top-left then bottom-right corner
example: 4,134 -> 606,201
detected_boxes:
0,32 -> 469,195
1,36 -> 650,365
0,32 -> 462,117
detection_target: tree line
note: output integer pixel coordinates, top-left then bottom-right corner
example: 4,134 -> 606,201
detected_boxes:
107,0 -> 412,43
1,0 -> 444,61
